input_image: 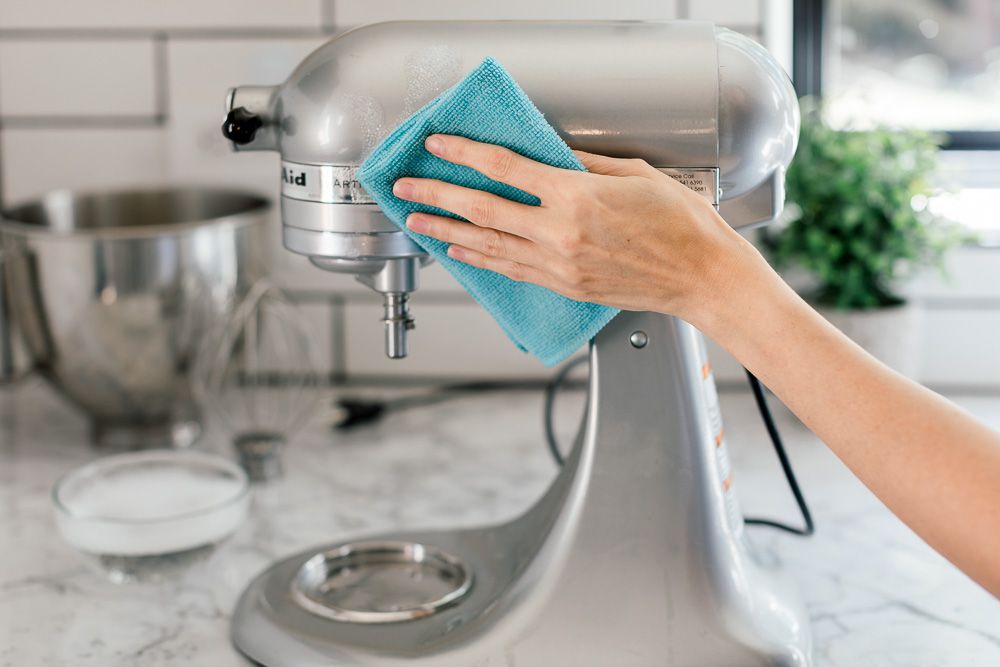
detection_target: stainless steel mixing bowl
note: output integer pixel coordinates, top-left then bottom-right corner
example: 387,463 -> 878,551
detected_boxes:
0,187 -> 271,448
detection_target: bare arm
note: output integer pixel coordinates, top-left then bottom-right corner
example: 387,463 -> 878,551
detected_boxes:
393,134 -> 1000,596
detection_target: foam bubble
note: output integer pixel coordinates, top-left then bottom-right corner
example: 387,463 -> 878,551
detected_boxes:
342,93 -> 386,156
401,45 -> 462,118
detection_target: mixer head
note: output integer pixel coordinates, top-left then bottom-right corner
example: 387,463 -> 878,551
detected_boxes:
221,21 -> 799,360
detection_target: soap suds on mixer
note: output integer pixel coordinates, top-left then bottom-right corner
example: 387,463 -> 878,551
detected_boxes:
343,93 -> 387,156
348,45 -> 461,159
401,45 -> 462,119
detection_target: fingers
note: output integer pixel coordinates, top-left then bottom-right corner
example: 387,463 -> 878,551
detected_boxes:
405,212 -> 542,266
409,212 -> 590,301
445,244 -> 553,286
393,177 -> 543,241
573,150 -> 656,178
424,134 -> 564,196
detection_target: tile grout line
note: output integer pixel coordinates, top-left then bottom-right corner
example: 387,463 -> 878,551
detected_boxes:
0,116 -> 161,129
321,0 -> 339,35
330,294 -> 348,384
0,28 -> 330,40
0,56 -> 5,207
152,32 -> 169,126
758,0 -> 769,48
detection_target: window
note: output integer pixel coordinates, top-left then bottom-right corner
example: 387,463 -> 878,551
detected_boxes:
794,0 -> 1000,149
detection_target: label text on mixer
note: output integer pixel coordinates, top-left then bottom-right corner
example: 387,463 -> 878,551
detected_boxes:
282,168 -> 307,187
280,161 -> 375,204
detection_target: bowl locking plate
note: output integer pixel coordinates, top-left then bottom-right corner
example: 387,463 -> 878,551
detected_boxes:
291,541 -> 473,624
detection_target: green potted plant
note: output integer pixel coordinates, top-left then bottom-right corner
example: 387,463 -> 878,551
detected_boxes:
762,108 -> 966,376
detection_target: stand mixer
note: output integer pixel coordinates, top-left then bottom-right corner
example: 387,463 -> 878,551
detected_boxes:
222,21 -> 807,666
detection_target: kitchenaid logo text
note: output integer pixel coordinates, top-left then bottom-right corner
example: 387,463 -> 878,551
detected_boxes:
282,167 -> 307,187
282,167 -> 362,191
280,163 -> 371,203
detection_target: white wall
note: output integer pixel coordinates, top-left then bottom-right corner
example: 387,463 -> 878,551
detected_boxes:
0,0 -> 773,382
3,1 -> 993,389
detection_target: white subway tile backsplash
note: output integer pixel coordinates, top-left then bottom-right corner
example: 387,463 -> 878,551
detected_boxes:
344,300 -> 571,378
295,301 -> 336,374
165,37 -> 326,188
333,0 -> 677,24
164,37 -> 341,291
0,39 -> 157,118
689,0 -> 762,26
1,127 -> 166,203
283,258 -> 468,296
0,1 -> 325,31
409,261 -> 465,294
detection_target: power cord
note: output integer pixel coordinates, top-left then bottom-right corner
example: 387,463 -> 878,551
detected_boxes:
543,356 -> 814,537
333,379 -> 554,430
332,356 -> 814,537
741,370 -> 815,536
542,355 -> 590,466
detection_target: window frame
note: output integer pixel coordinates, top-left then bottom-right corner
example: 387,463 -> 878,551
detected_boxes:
792,0 -> 1000,151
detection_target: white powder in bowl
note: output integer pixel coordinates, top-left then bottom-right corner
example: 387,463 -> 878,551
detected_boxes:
54,451 -> 249,557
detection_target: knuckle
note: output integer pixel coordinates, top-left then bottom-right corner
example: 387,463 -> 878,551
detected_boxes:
481,229 -> 506,257
469,197 -> 495,226
418,184 -> 438,208
557,263 -> 585,288
565,274 -> 597,301
447,140 -> 465,162
423,221 -> 445,241
486,147 -> 516,180
556,228 -> 586,258
505,261 -> 525,283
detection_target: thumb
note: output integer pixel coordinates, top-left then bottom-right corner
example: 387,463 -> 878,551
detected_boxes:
573,150 -> 654,177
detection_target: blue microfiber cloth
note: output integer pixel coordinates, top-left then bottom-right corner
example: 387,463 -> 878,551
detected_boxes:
358,57 -> 619,367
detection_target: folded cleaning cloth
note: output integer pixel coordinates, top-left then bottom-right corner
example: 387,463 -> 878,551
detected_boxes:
357,57 -> 619,367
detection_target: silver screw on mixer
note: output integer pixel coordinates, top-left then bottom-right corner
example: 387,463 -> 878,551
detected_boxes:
629,331 -> 648,348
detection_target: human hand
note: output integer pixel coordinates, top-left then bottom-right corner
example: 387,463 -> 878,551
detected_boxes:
391,134 -> 766,325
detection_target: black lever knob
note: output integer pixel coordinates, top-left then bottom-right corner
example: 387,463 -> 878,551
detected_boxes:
222,107 -> 263,145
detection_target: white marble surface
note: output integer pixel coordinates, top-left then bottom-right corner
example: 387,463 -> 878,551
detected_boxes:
1,377 -> 998,666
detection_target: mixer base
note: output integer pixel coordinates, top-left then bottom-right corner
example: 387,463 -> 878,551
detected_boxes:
231,312 -> 812,667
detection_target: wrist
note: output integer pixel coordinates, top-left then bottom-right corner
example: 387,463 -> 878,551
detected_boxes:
679,233 -> 786,343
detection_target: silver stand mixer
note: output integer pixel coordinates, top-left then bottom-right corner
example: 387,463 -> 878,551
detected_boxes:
222,21 -> 807,666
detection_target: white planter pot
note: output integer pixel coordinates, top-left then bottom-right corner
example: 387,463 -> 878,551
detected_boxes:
818,302 -> 924,379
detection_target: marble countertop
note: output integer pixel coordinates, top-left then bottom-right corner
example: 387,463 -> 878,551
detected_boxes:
1,376 -> 998,666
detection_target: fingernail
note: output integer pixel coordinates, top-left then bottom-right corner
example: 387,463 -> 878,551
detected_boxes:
406,215 -> 428,233
447,245 -> 465,260
393,179 -> 414,199
425,135 -> 446,156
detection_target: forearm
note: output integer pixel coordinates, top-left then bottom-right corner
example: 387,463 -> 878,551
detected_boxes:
391,135 -> 1000,595
691,240 -> 1000,596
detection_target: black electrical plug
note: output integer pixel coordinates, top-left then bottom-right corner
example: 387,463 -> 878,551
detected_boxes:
332,399 -> 387,430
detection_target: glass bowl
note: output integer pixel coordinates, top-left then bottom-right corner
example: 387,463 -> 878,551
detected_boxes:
52,449 -> 250,583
